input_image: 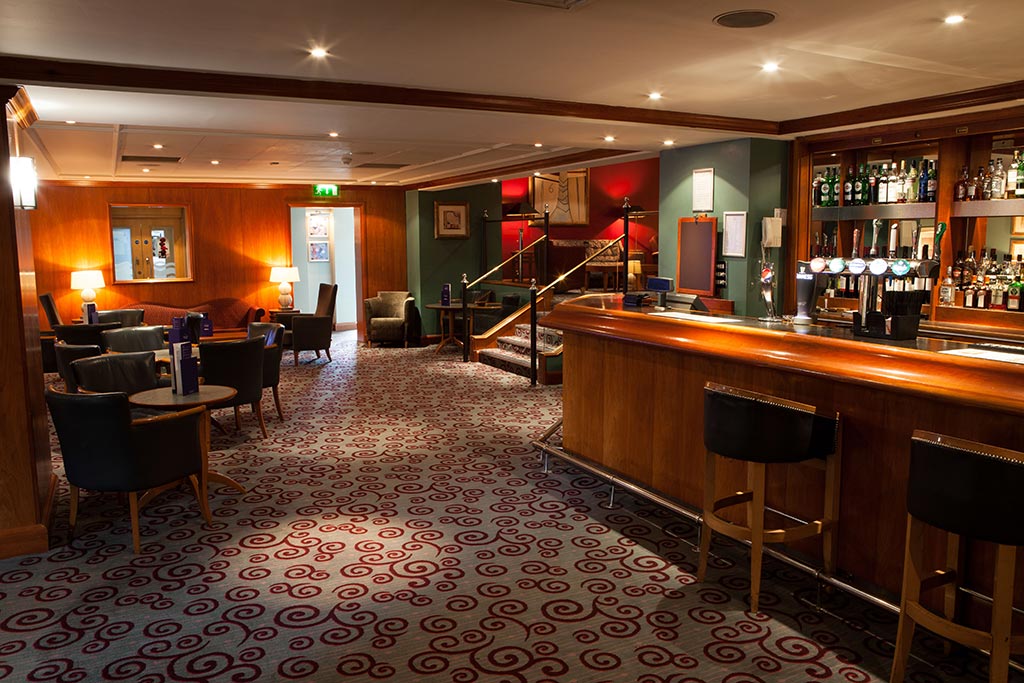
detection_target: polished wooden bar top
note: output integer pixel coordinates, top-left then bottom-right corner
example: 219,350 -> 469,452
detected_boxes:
542,294 -> 1024,415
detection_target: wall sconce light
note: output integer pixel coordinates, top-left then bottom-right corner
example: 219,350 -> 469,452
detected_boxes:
9,156 -> 37,210
270,266 -> 300,309
70,269 -> 105,316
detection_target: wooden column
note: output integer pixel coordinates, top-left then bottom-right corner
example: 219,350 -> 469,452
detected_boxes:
0,85 -> 54,558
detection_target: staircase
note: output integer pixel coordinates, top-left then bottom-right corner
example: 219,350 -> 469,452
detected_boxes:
478,314 -> 563,383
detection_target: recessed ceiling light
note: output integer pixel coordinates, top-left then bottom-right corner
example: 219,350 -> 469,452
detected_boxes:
761,62 -> 780,73
491,179 -> 499,183
84,175 -> 91,179
65,120 -> 76,124
663,140 -> 675,146
329,132 -> 339,138
534,142 -> 543,147
270,161 -> 280,166
371,181 -> 377,185
142,168 -> 150,173
648,92 -> 662,101
310,47 -> 328,58
211,160 -> 220,165
534,172 -> 541,176
831,153 -> 837,157
152,143 -> 163,150
713,10 -> 776,28
604,135 -> 616,142
945,14 -> 964,24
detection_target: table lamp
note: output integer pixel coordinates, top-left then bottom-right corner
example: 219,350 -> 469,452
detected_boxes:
270,266 -> 300,309
70,270 -> 105,316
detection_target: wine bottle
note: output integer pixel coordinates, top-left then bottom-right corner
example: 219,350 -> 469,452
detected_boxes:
925,161 -> 937,202
843,166 -> 854,205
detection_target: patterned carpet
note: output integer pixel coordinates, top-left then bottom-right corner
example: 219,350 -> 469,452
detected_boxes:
0,332 -> 1015,682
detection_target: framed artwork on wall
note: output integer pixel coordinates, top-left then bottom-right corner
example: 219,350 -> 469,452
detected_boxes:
307,210 -> 330,238
308,241 -> 329,262
529,169 -> 589,225
676,216 -> 718,296
434,201 -> 470,239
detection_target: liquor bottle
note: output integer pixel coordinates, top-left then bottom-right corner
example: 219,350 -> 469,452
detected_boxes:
869,165 -> 879,204
976,279 -> 990,309
964,167 -> 977,201
952,250 -> 964,287
877,163 -> 890,204
992,158 -> 1006,200
955,166 -> 968,201
983,161 -> 994,200
918,162 -> 929,202
843,166 -> 854,205
964,248 -> 978,287
819,169 -> 831,207
906,161 -> 919,203
925,161 -> 937,202
1009,151 -> 1021,198
831,167 -> 841,206
1018,158 -> 1024,197
893,162 -> 906,203
939,266 -> 955,306
1009,269 -> 1023,312
812,171 -> 823,207
964,280 -> 977,308
853,164 -> 865,205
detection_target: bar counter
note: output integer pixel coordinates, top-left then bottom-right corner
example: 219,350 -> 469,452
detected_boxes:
542,294 -> 1024,597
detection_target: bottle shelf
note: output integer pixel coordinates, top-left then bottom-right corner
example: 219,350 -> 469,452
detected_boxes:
951,198 -> 1024,218
811,204 -> 937,222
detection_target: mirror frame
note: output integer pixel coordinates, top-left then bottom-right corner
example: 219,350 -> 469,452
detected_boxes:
108,203 -> 195,284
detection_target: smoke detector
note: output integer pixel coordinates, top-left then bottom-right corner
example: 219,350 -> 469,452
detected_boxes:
713,10 -> 777,28
504,0 -> 591,9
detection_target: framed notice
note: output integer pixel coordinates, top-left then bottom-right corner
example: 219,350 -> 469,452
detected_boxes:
722,211 -> 747,258
692,168 -> 714,212
676,216 -> 718,296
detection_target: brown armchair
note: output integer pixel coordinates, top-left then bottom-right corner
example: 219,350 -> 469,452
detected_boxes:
283,283 -> 338,365
364,291 -> 419,348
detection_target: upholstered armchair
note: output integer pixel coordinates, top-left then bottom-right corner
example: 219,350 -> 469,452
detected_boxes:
38,293 -> 62,373
53,322 -> 122,350
45,387 -> 210,553
101,325 -> 166,352
283,283 -> 338,365
247,322 -> 285,420
364,291 -> 418,348
198,337 -> 267,438
71,351 -> 167,396
97,309 -> 145,327
55,343 -> 102,393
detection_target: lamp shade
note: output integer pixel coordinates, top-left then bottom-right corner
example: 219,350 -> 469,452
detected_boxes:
70,270 -> 105,291
270,266 -> 300,283
9,156 -> 37,210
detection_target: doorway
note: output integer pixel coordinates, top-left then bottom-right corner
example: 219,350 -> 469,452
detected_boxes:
288,206 -> 359,330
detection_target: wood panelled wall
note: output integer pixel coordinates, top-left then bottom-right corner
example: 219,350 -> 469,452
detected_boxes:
31,183 -> 408,331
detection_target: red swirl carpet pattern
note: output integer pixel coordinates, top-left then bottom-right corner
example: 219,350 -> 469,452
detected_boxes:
0,332 -> 1012,682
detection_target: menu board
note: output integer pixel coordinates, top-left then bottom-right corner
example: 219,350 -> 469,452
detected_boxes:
676,216 -> 718,296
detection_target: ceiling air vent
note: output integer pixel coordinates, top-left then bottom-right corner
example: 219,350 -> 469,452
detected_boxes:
713,10 -> 776,28
121,154 -> 182,163
357,163 -> 408,169
504,0 -> 591,9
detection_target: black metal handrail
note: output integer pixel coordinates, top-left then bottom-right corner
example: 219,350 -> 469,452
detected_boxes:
466,235 -> 548,291
535,234 -> 624,300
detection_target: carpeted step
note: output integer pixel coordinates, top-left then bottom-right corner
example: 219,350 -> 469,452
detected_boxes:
478,347 -> 533,377
496,334 -> 558,356
513,324 -> 562,348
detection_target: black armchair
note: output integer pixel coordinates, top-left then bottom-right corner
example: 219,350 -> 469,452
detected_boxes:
71,351 -> 166,396
44,387 -> 210,553
97,309 -> 145,327
283,283 -> 338,365
199,337 -> 267,438
53,322 -> 122,350
54,343 -> 102,393
248,322 -> 285,420
39,292 -> 63,328
102,325 -> 166,352
364,291 -> 419,348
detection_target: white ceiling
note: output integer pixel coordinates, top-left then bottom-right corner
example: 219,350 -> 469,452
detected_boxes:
4,0 -> 1024,185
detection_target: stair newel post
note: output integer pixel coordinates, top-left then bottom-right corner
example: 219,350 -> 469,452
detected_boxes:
529,279 -> 538,386
460,273 -> 470,363
480,209 -> 489,277
622,197 -> 630,296
542,207 -> 550,287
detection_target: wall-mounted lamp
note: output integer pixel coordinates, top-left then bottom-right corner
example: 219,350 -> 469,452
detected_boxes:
70,269 -> 105,316
270,266 -> 300,309
9,156 -> 37,210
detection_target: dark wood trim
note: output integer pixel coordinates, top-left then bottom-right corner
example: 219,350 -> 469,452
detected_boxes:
781,80 -> 1024,135
800,107 -> 1024,153
7,86 -> 37,128
406,149 -> 636,190
0,55 -> 780,136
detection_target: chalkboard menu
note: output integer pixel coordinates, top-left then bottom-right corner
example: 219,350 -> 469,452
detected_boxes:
676,216 -> 718,296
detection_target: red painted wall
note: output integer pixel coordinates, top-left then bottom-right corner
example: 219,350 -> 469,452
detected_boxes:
500,157 -> 660,282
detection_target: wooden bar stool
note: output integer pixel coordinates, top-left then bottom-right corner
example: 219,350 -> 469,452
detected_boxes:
891,431 -> 1024,683
696,382 -> 841,613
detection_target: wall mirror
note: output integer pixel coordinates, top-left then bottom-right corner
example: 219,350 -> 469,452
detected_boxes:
110,205 -> 193,283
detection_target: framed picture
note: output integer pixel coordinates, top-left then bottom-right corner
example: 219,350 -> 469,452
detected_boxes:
529,169 -> 589,225
307,210 -> 330,238
1011,237 -> 1024,259
676,216 -> 718,296
434,201 -> 470,239
308,241 -> 329,262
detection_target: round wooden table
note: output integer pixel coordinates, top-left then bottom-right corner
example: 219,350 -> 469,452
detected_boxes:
426,302 -> 502,353
129,385 -> 245,493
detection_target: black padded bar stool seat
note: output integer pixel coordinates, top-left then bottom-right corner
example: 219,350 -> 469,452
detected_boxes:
697,382 -> 841,613
891,430 -> 1024,683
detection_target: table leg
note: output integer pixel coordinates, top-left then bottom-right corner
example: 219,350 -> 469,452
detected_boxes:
202,409 -> 247,494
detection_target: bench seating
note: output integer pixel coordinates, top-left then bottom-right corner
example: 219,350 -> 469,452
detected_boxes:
136,298 -> 264,331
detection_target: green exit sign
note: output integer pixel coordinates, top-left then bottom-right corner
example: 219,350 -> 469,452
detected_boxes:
313,184 -> 339,197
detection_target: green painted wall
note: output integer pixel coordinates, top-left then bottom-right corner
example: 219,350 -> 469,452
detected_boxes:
659,139 -> 789,317
407,183 -> 502,335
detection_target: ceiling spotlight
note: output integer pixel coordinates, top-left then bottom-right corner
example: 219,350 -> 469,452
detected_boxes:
491,178 -> 499,183
65,120 -> 76,124
152,143 -> 164,150
648,92 -> 662,101
142,168 -> 150,173
534,142 -> 543,147
533,172 -> 541,176
84,175 -> 91,179
831,153 -> 837,157
310,47 -> 328,58
210,160 -> 220,165
663,140 -> 674,146
604,135 -> 616,142
761,62 -> 780,73
329,132 -> 339,137
945,14 -> 964,24
371,181 -> 377,185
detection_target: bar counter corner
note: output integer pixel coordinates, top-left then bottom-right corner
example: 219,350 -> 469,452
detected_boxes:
541,293 -> 1024,598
